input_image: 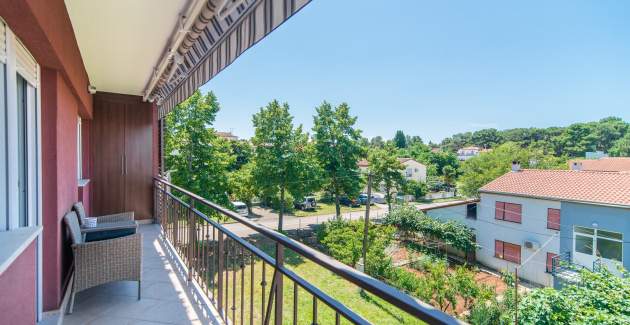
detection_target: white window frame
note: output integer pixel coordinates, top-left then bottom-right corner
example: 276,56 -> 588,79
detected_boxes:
573,226 -> 623,263
0,19 -> 43,321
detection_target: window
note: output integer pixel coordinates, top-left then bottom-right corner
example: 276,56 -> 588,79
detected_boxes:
546,252 -> 558,273
547,208 -> 560,230
574,226 -> 623,262
495,201 -> 522,223
466,203 -> 477,219
0,23 -> 40,231
495,240 -> 521,264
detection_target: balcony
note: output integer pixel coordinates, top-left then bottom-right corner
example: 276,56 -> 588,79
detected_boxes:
61,178 -> 459,324
63,224 -> 222,325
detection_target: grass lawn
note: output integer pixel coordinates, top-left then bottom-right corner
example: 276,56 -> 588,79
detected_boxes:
291,202 -> 376,217
204,241 -> 424,325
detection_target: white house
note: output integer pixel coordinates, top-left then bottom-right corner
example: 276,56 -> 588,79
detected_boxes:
425,166 -> 630,287
456,146 -> 481,161
358,158 -> 427,183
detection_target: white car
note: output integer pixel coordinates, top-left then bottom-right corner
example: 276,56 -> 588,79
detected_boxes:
371,193 -> 387,204
231,201 -> 249,217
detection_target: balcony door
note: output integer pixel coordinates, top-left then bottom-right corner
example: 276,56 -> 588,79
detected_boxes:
573,226 -> 623,276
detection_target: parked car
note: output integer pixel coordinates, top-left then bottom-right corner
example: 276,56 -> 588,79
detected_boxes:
231,201 -> 249,217
371,193 -> 387,204
294,196 -> 317,210
358,193 -> 375,205
339,196 -> 360,207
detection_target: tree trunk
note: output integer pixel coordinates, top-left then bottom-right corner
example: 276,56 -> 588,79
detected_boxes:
334,192 -> 341,219
386,187 -> 392,211
278,187 -> 285,232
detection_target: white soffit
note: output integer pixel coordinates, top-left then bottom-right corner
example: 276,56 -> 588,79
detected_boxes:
65,0 -> 189,95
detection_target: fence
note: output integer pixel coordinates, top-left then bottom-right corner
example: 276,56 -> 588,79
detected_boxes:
154,177 -> 460,325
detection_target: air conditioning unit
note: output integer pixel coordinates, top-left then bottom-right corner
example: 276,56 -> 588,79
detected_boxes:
524,240 -> 540,250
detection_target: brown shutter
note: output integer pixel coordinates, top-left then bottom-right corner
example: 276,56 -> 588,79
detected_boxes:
495,240 -> 504,258
547,208 -> 560,230
495,202 -> 505,220
504,203 -> 522,223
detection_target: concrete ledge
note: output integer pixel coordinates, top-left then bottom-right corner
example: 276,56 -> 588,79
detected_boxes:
0,226 -> 42,275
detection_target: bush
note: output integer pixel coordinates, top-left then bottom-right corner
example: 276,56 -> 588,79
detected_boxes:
316,219 -> 395,277
384,205 -> 478,252
403,179 -> 428,199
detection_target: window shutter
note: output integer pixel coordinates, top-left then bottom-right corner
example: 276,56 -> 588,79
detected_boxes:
495,240 -> 503,258
505,203 -> 522,223
495,202 -> 505,220
504,243 -> 521,264
15,38 -> 37,86
547,208 -> 560,230
0,21 -> 6,64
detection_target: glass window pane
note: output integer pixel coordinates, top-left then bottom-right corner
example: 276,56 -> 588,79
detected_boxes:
17,76 -> 27,227
575,235 -> 593,255
597,230 -> 623,241
575,226 -> 594,235
597,238 -> 622,262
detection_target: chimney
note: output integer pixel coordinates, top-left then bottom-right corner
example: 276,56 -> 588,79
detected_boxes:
511,161 -> 521,172
571,161 -> 583,171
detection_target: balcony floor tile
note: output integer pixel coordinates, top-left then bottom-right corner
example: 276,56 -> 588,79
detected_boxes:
63,224 -> 223,325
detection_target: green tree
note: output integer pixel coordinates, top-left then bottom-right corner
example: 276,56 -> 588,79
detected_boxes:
228,162 -> 257,214
316,219 -> 395,276
394,130 -> 407,148
312,102 -> 365,218
610,132 -> 630,157
403,179 -> 428,199
251,100 -> 320,231
369,136 -> 384,148
368,145 -> 404,210
459,142 -> 566,197
471,128 -> 503,148
518,267 -> 630,324
227,139 -> 253,171
442,165 -> 457,187
164,90 -> 233,212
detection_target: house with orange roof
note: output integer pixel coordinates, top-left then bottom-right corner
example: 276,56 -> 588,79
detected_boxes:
424,163 -> 630,287
568,157 -> 630,172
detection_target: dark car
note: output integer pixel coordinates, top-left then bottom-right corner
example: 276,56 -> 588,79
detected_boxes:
339,196 -> 360,207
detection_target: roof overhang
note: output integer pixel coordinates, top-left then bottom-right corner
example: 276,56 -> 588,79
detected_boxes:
65,0 -> 191,96
65,0 -> 312,113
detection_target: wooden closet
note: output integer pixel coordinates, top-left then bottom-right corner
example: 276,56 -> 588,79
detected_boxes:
91,93 -> 153,220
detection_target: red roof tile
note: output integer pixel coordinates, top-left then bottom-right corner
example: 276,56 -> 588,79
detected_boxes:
569,157 -> 630,172
479,169 -> 630,207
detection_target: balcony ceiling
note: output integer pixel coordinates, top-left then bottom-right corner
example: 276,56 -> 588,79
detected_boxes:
65,0 -> 190,96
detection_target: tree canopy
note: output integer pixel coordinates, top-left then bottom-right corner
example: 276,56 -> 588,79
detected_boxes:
164,90 -> 233,210
312,102 -> 365,217
368,144 -> 404,209
251,100 -> 320,231
458,142 -> 566,197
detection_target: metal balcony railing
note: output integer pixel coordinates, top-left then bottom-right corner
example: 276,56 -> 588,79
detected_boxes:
153,177 -> 460,325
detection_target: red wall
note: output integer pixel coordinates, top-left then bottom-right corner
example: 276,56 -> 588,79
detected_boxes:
41,69 -> 79,311
0,0 -> 93,117
0,242 -> 37,325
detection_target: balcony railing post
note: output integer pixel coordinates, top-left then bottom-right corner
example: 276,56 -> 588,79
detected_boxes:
275,243 -> 284,325
217,231 -> 225,318
188,202 -> 195,282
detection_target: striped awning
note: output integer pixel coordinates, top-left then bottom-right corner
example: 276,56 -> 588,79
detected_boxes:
154,0 -> 311,118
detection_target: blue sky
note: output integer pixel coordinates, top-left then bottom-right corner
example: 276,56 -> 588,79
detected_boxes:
201,0 -> 630,143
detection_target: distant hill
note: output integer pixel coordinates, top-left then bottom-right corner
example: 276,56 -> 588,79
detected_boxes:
438,116 -> 629,158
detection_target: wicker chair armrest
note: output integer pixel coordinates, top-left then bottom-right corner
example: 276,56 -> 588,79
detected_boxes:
96,211 -> 134,223
72,233 -> 142,292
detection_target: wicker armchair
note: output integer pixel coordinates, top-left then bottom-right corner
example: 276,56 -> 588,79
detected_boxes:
72,202 -> 134,225
64,211 -> 142,314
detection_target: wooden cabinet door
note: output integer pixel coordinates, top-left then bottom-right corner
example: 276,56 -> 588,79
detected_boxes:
91,99 -> 126,216
124,103 -> 153,220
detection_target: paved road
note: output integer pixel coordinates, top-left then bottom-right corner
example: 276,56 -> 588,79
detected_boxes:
224,204 -> 388,237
